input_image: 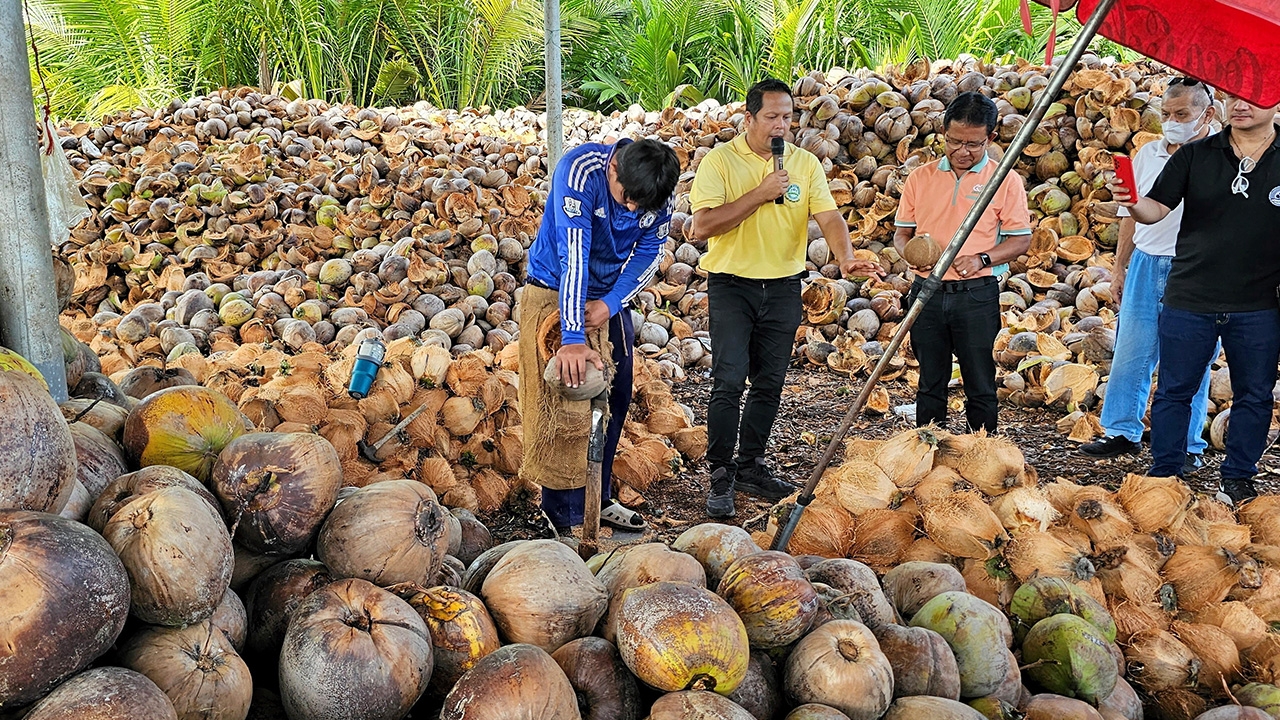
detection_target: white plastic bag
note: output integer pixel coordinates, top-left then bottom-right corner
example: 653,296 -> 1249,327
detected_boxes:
39,113 -> 89,245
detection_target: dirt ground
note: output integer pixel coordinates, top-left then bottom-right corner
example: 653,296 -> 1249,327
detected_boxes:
481,365 -> 1280,547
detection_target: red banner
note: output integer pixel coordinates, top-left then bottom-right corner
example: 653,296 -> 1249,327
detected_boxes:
1075,0 -> 1280,107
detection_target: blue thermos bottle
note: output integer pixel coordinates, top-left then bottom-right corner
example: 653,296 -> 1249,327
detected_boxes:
348,336 -> 385,399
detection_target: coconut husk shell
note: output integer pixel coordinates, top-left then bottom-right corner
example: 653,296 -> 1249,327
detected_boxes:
1169,621 -> 1240,695
1092,542 -> 1163,604
317,480 -> 450,587
1005,530 -> 1096,583
1241,496 -> 1280,545
481,540 -> 608,654
990,485 -> 1060,533
921,490 -> 1008,559
1107,599 -> 1170,642
786,499 -> 856,559
552,636 -> 643,720
953,435 -> 1026,497
912,466 -> 972,507
1115,473 -> 1192,534
850,508 -> 917,572
1124,628 -> 1201,694
1068,487 -> 1134,545
1193,601 -> 1268,653
901,537 -> 954,565
873,427 -> 938,487
1163,545 -> 1254,612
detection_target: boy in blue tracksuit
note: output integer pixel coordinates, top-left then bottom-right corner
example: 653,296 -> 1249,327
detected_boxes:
521,138 -> 680,532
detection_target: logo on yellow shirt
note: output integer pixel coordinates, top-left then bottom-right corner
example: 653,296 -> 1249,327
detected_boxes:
785,184 -> 801,202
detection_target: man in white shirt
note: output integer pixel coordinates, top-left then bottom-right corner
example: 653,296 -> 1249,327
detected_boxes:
1080,78 -> 1218,469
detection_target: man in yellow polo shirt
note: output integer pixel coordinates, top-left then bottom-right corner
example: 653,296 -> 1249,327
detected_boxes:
691,78 -> 881,518
893,91 -> 1032,433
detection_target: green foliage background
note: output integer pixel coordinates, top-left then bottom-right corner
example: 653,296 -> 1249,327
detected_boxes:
28,0 -> 1137,119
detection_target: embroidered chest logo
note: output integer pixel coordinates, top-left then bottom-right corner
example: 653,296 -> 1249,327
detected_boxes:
1270,186 -> 1280,207
563,196 -> 582,217
594,207 -> 607,218
785,184 -> 802,202
639,212 -> 656,228
656,221 -> 671,238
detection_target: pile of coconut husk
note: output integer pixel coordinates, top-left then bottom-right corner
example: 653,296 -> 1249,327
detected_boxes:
756,425 -> 1280,717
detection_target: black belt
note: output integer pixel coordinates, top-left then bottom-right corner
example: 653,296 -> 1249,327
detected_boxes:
913,275 -> 997,293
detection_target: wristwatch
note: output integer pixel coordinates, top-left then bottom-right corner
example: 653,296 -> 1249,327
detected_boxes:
978,252 -> 992,267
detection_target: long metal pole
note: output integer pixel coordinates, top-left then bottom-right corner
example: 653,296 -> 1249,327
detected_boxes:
0,3 -> 67,401
771,0 -> 1118,552
544,0 -> 564,171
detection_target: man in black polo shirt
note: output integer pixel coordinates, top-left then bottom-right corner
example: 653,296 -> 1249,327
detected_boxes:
1114,95 -> 1280,503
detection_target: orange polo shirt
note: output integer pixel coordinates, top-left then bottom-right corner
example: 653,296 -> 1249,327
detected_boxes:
894,154 -> 1031,280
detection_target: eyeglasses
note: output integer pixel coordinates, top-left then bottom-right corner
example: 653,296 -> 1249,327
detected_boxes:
1169,76 -> 1214,101
1232,156 -> 1257,198
944,137 -> 988,152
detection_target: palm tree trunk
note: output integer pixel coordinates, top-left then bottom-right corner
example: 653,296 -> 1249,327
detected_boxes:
258,36 -> 271,91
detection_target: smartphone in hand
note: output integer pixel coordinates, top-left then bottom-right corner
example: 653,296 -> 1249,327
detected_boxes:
1112,153 -> 1138,196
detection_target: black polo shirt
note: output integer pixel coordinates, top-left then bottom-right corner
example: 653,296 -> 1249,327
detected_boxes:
1147,124 -> 1280,313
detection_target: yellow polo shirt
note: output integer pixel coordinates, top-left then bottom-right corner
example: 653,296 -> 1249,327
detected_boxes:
690,135 -> 838,279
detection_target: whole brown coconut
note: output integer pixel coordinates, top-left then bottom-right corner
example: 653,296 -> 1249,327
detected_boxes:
452,507 -> 494,566
462,540 -> 522,593
69,421 -> 128,501
717,550 -> 820,648
784,620 -> 894,720
552,636 -> 642,720
102,486 -> 234,626
88,464 -> 220,533
317,479 -> 450,587
648,690 -> 756,719
118,365 -> 198,399
0,370 -> 77,512
881,561 -> 968,618
61,396 -> 130,441
440,643 -> 581,720
805,559 -> 897,630
786,705 -> 852,720
392,584 -> 502,695
0,511 -> 130,709
22,667 -> 178,720
243,559 -> 334,662
119,621 -> 253,720
596,542 -> 706,642
123,385 -> 254,482
72,371 -> 131,408
280,578 -> 434,720
727,650 -> 783,720
482,540 -> 609,653
903,234 -> 942,268
881,696 -> 985,719
673,523 -> 762,585
1023,693 -> 1104,720
874,623 -> 962,700
615,581 -> 750,694
210,588 -> 248,652
212,432 -> 343,556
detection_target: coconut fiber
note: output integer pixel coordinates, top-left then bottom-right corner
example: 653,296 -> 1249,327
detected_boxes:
517,284 -> 613,490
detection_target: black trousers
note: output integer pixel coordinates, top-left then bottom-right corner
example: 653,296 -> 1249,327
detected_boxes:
707,272 -> 803,472
908,276 -> 1001,433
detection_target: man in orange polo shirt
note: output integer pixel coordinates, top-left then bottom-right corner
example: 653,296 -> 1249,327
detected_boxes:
893,92 -> 1032,432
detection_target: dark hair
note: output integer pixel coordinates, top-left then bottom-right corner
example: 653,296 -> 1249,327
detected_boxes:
746,78 -> 793,116
614,139 -> 680,212
944,91 -> 999,134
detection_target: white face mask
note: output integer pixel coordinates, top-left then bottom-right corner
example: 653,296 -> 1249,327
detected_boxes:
1162,113 -> 1207,145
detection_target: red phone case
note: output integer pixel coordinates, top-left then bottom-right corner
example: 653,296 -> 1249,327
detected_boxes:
1113,154 -> 1137,196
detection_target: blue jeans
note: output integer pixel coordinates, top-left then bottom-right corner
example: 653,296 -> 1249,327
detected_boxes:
1150,306 -> 1280,479
542,309 -> 634,527
1100,249 -> 1211,453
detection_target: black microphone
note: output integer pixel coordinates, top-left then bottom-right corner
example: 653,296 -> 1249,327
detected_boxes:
771,137 -> 785,205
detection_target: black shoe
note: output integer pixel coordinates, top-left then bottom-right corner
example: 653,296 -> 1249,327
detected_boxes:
1079,435 -> 1141,458
1182,454 -> 1203,477
1218,478 -> 1258,506
734,458 -> 798,500
706,466 -> 736,518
